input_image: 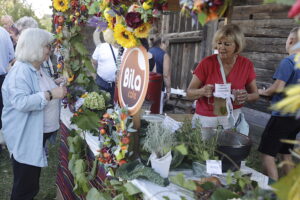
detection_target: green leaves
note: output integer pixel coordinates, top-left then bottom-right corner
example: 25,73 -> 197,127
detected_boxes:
86,188 -> 112,200
210,188 -> 239,200
74,42 -> 89,56
198,12 -> 207,26
71,109 -> 100,132
123,182 -> 141,196
175,144 -> 188,155
169,173 -> 197,191
88,1 -> 100,15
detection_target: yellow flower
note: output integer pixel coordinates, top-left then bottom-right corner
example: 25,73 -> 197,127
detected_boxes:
143,1 -> 152,10
134,23 -> 151,38
295,53 -> 300,69
68,74 -> 74,83
114,24 -> 138,48
53,0 -> 69,12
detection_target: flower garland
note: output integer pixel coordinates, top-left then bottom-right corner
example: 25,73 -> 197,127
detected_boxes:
87,0 -> 168,48
97,106 -> 135,172
180,0 -> 232,26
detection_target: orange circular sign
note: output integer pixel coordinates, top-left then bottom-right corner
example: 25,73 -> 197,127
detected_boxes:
118,46 -> 149,116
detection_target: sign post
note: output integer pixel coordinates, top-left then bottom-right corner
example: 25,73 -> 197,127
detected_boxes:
118,46 -> 149,157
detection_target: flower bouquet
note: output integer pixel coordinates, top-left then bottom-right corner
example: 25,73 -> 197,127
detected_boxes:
96,106 -> 136,173
86,0 -> 168,48
180,0 -> 232,26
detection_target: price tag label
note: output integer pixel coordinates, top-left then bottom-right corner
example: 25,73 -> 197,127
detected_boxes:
206,160 -> 222,175
162,116 -> 182,133
215,83 -> 231,96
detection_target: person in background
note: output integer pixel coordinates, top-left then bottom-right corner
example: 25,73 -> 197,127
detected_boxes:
258,27 -> 300,181
187,24 -> 258,140
15,16 -> 39,34
1,28 -> 67,200
0,26 -> 14,152
92,37 -> 124,102
0,15 -> 18,47
149,36 -> 171,113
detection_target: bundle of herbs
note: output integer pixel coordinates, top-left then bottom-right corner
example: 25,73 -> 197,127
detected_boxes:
176,120 -> 219,164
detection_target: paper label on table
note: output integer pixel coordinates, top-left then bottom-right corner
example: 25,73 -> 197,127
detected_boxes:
162,116 -> 182,133
206,160 -> 222,175
214,83 -> 231,98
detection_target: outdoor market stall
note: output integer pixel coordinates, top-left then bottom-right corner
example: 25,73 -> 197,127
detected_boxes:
51,0 -> 300,199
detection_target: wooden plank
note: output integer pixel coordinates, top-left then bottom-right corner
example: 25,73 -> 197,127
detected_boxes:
220,19 -> 297,38
174,12 -> 179,33
180,43 -> 190,89
163,30 -> 203,39
176,44 -> 183,88
251,59 -> 281,71
169,37 -> 202,43
232,4 -> 290,16
169,12 -> 174,33
245,37 -> 287,54
179,13 -> 186,32
233,12 -> 289,20
185,15 -> 192,32
255,68 -> 276,83
242,52 -> 286,63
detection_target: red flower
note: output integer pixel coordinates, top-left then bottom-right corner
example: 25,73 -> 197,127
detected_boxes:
288,0 -> 300,18
213,0 -> 224,6
125,12 -> 143,29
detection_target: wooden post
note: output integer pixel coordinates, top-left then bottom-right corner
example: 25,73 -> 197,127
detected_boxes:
224,0 -> 234,25
132,109 -> 141,158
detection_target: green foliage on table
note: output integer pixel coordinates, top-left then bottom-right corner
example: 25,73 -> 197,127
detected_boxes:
210,188 -> 239,200
115,160 -> 169,187
143,122 -> 177,158
169,173 -> 197,191
86,181 -> 142,200
176,120 -> 218,164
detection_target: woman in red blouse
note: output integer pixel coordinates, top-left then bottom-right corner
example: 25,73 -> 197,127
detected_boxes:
187,24 -> 259,140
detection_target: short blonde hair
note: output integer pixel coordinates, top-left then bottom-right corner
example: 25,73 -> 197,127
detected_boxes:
212,24 -> 245,54
16,28 -> 53,63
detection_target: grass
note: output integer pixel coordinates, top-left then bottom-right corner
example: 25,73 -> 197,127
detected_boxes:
0,140 -> 59,200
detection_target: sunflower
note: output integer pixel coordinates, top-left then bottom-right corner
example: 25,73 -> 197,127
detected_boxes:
134,23 -> 151,38
114,24 -> 137,48
53,0 -> 69,12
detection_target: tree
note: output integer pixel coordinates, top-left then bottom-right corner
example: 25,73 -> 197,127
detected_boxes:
0,0 -> 49,30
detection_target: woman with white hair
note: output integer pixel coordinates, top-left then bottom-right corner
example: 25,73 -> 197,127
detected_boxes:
1,28 -> 67,200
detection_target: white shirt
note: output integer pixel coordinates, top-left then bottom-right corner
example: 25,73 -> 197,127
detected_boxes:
38,68 -> 60,133
0,27 -> 14,74
92,43 -> 118,82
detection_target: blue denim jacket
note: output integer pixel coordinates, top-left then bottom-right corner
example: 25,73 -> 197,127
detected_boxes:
2,61 -> 48,167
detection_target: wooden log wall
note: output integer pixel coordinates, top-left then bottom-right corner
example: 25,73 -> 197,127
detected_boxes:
228,1 -> 297,113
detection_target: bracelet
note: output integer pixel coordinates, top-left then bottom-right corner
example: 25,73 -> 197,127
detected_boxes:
47,90 -> 53,101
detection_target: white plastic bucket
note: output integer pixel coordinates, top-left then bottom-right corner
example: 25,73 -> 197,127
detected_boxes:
150,151 -> 172,178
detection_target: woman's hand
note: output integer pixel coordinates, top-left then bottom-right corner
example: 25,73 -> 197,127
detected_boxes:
233,89 -> 248,105
201,84 -> 214,98
51,86 -> 67,99
54,77 -> 66,86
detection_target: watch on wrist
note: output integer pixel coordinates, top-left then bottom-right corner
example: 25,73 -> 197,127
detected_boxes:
47,90 -> 53,100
